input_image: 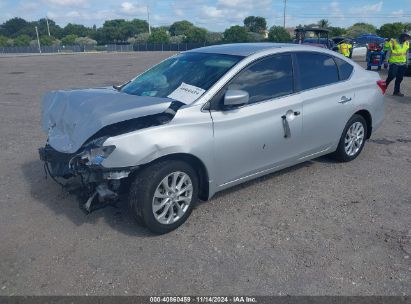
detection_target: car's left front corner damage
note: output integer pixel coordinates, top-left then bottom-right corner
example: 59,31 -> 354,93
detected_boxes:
39,99 -> 185,213
39,137 -> 137,213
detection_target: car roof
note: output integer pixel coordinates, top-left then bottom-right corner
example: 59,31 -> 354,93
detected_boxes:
186,43 -> 299,57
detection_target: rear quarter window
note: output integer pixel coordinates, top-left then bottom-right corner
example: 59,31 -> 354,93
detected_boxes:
334,57 -> 354,81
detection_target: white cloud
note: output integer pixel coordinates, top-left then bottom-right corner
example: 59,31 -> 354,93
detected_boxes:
174,9 -> 184,17
320,1 -> 345,26
44,0 -> 88,7
18,2 -> 39,13
201,6 -> 224,18
119,2 -> 146,16
350,1 -> 383,14
391,9 -> 404,17
217,0 -> 253,9
66,10 -> 81,18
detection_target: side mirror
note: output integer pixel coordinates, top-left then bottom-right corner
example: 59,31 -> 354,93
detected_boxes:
223,89 -> 249,108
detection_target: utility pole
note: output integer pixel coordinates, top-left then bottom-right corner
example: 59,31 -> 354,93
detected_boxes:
45,16 -> 51,36
147,6 -> 151,35
283,0 -> 287,28
35,26 -> 41,53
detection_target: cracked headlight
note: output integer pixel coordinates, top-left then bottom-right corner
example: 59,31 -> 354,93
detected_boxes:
80,138 -> 116,166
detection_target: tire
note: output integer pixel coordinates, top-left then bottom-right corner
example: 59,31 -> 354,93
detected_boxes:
129,160 -> 199,234
333,114 -> 368,162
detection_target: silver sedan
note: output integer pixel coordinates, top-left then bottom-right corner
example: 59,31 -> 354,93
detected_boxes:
40,43 -> 385,233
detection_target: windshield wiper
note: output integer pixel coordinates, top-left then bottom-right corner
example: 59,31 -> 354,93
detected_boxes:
113,81 -> 131,91
113,84 -> 122,91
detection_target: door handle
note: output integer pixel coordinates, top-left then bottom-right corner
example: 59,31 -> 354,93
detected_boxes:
339,96 -> 352,104
281,110 -> 300,120
281,109 -> 300,138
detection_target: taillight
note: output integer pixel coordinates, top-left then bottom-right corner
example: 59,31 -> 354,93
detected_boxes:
377,80 -> 386,95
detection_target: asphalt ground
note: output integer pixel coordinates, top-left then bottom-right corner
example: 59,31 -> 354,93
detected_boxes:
0,52 -> 410,296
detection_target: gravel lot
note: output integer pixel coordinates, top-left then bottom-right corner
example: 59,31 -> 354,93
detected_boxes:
0,52 -> 410,296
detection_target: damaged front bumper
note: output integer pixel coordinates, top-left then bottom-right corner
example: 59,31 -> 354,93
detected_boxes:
39,144 -> 137,213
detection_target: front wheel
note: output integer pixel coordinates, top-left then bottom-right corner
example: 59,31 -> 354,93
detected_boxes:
129,160 -> 199,234
333,114 -> 368,162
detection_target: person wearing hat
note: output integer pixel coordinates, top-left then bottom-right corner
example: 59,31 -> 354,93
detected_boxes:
385,32 -> 410,97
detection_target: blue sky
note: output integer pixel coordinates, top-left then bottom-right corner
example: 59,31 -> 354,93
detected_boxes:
0,0 -> 409,31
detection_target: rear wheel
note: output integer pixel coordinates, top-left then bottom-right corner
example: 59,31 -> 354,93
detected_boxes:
129,160 -> 199,234
333,114 -> 367,162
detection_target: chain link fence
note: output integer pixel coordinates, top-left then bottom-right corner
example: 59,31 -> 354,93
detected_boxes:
0,43 -> 210,54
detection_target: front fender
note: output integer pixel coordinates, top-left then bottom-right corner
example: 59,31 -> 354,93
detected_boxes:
101,104 -> 215,173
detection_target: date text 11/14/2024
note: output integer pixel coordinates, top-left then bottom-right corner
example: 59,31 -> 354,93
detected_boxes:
149,296 -> 257,303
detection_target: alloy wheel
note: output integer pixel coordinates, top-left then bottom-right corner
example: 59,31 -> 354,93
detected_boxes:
152,171 -> 193,225
344,122 -> 365,156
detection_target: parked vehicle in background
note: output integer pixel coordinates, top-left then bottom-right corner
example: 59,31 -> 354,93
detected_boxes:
295,28 -> 334,49
354,34 -> 385,46
39,43 -> 385,234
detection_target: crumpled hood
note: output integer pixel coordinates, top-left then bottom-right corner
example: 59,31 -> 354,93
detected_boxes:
42,87 -> 172,153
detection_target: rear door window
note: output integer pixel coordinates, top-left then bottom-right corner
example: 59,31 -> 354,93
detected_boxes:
295,52 -> 339,91
334,57 -> 354,81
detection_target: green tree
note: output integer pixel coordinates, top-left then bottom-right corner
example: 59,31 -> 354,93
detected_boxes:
243,16 -> 267,33
378,23 -> 407,39
184,27 -> 207,43
134,32 -> 151,43
13,34 -> 31,46
74,37 -> 97,46
169,20 -> 193,36
119,19 -> 149,40
61,34 -> 78,45
247,32 -> 265,42
29,40 -> 38,48
170,35 -> 185,44
37,18 -> 62,38
101,21 -> 123,43
223,25 -> 249,43
205,32 -> 223,44
318,19 -> 330,28
329,26 -> 346,37
40,35 -> 54,46
0,35 -> 8,47
129,19 -> 149,34
147,30 -> 170,43
346,23 -> 376,38
0,17 -> 29,37
268,26 -> 292,42
63,23 -> 91,37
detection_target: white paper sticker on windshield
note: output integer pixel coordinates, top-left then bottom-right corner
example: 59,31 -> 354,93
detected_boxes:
167,82 -> 206,104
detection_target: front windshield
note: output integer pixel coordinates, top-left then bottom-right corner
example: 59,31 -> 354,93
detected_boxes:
121,52 -> 243,100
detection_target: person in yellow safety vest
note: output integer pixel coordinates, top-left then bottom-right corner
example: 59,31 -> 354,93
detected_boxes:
384,32 -> 410,97
383,39 -> 391,51
338,40 -> 352,58
382,38 -> 391,69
